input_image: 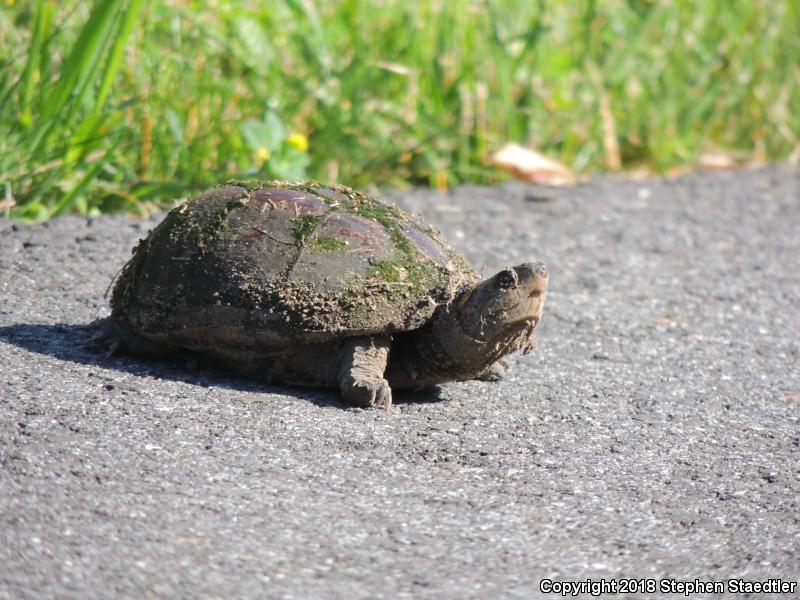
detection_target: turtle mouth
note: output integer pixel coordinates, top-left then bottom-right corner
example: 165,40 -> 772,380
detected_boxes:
493,297 -> 543,321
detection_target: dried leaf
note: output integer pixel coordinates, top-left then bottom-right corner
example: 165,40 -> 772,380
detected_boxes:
698,151 -> 738,170
491,143 -> 575,185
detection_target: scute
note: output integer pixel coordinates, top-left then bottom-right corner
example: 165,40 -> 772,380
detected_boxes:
396,220 -> 450,266
291,213 -> 395,291
111,181 -> 478,346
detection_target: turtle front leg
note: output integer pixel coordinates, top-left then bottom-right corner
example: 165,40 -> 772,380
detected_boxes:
337,336 -> 393,409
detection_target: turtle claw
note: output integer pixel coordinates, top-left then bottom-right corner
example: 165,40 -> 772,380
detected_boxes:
345,378 -> 393,410
373,379 -> 393,410
476,360 -> 507,382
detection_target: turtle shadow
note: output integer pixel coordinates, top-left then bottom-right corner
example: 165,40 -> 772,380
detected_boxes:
391,386 -> 448,407
0,322 -> 447,409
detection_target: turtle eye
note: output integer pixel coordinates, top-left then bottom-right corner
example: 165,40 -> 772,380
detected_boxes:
497,269 -> 518,290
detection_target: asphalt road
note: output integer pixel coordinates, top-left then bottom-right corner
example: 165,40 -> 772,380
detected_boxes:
1,167 -> 798,599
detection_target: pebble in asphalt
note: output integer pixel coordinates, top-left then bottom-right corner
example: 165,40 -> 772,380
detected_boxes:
1,166 -> 798,598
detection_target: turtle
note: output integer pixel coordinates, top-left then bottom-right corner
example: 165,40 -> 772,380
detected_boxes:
108,181 -> 548,409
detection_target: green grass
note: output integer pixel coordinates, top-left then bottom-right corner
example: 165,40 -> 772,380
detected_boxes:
1,0 -> 799,220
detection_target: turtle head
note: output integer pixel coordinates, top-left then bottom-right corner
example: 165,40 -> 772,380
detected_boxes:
455,262 -> 548,355
387,261 -> 548,388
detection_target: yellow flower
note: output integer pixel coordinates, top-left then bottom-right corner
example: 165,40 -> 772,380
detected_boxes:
254,146 -> 271,166
287,133 -> 309,152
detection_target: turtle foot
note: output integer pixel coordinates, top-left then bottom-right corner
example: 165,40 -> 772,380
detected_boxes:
344,378 -> 393,410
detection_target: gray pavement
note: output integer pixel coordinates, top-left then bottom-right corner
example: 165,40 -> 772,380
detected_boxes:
1,167 -> 798,599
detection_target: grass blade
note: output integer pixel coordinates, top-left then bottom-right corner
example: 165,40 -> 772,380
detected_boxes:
95,0 -> 145,113
30,0 -> 122,153
19,0 -> 55,128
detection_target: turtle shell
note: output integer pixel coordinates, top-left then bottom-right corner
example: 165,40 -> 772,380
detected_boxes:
111,181 -> 478,346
